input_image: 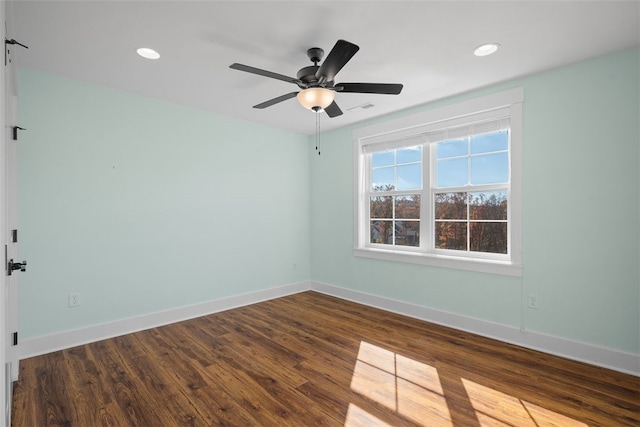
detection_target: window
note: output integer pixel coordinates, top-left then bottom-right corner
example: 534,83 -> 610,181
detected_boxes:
370,146 -> 422,247
354,88 -> 523,276
434,130 -> 509,254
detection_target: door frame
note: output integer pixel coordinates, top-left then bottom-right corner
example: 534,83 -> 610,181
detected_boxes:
1,1 -> 9,423
2,1 -> 20,425
1,0 -> 9,419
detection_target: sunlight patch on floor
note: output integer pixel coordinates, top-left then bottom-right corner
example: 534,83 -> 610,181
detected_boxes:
462,379 -> 588,427
344,403 -> 393,427
349,341 -> 452,426
348,341 -> 589,427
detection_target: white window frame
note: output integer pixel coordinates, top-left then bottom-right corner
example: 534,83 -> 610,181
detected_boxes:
353,88 -> 523,276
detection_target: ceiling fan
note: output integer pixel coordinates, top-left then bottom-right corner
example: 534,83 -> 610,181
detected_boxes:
229,39 -> 403,118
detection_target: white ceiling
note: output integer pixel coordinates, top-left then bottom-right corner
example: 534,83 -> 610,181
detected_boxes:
10,0 -> 640,136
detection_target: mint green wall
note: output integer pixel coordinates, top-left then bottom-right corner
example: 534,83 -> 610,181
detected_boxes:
18,48 -> 639,357
18,68 -> 310,339
310,48 -> 640,355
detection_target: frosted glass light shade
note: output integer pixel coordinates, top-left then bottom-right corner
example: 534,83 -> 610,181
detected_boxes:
297,88 -> 335,110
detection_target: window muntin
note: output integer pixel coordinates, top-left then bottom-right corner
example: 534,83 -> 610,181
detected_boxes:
354,88 -> 523,275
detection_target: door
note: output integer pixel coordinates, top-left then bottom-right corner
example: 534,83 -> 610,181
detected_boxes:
2,2 -> 21,425
5,92 -> 20,387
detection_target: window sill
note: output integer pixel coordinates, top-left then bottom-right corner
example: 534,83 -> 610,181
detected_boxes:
353,247 -> 523,277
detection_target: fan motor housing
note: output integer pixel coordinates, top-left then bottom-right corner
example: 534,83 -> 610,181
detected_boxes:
296,65 -> 334,89
296,47 -> 332,88
297,66 -> 319,85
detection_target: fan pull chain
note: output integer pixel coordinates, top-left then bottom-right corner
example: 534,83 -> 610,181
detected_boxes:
315,110 -> 321,156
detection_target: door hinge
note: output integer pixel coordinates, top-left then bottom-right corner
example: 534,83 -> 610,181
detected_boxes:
12,229 -> 17,243
5,38 -> 29,66
7,259 -> 27,275
12,126 -> 26,141
12,332 -> 18,346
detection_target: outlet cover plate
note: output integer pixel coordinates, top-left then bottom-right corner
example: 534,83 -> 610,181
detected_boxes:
527,293 -> 539,309
69,293 -> 80,307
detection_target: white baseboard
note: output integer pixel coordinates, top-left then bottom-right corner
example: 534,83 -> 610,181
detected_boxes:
310,281 -> 640,376
19,279 -> 639,376
19,281 -> 311,360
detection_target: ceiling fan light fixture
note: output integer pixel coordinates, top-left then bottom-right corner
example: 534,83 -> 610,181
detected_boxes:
297,87 -> 335,111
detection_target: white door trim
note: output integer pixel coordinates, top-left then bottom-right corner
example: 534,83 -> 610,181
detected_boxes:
2,2 -> 20,425
1,0 -> 10,420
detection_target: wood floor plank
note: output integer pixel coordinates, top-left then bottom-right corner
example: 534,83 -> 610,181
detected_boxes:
38,351 -> 75,426
12,291 -> 640,426
61,346 -> 126,427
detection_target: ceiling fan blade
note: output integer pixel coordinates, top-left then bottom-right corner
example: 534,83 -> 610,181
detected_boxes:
253,92 -> 299,109
230,63 -> 302,85
335,83 -> 403,95
324,101 -> 343,118
315,40 -> 359,84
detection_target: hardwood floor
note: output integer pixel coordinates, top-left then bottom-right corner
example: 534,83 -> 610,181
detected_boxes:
11,291 -> 640,426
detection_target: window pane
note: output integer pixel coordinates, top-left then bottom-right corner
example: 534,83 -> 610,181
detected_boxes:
471,130 -> 508,154
436,138 -> 468,159
371,220 -> 393,244
436,158 -> 467,187
372,167 -> 395,191
470,152 -> 508,185
470,222 -> 507,253
397,146 -> 422,164
370,196 -> 393,219
372,151 -> 394,167
395,195 -> 420,219
396,221 -> 420,247
435,222 -> 467,250
435,192 -> 467,220
397,163 -> 422,190
469,191 -> 507,220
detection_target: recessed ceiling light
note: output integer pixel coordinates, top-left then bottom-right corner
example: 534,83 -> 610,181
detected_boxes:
136,47 -> 160,60
474,43 -> 500,57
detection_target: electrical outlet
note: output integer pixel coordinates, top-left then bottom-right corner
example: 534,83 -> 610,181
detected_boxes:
527,293 -> 539,309
69,293 -> 80,308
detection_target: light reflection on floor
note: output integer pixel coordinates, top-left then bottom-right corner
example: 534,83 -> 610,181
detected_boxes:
345,403 -> 394,427
349,341 -> 452,426
462,379 -> 588,427
346,341 -> 588,427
